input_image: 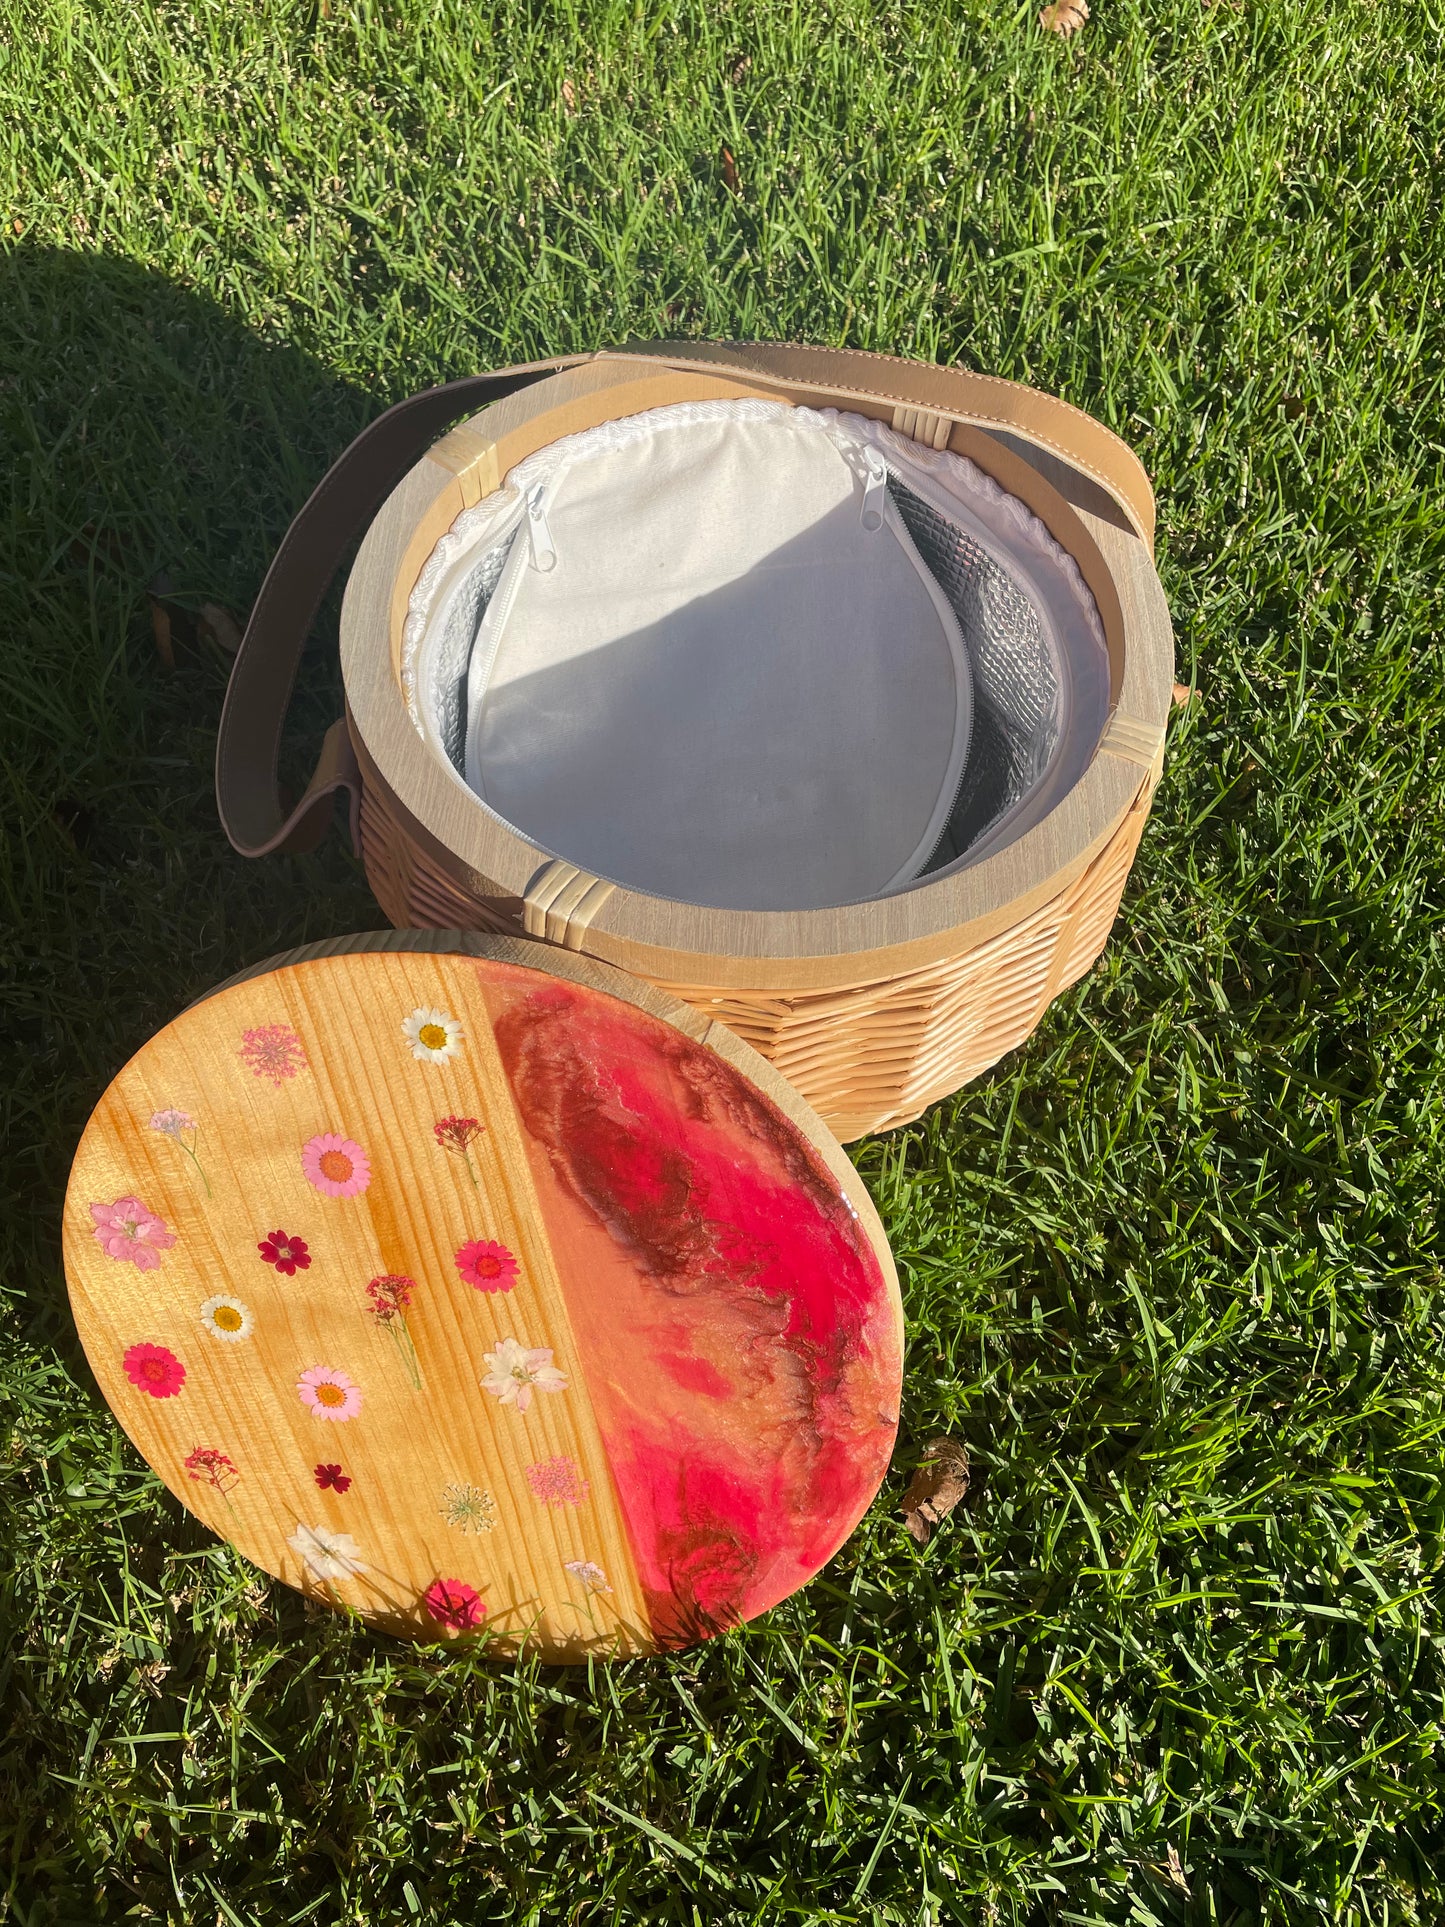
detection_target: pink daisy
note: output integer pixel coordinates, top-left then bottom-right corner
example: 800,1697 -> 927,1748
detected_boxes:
301,1134 -> 371,1199
296,1365 -> 363,1422
122,1342 -> 186,1399
422,1578 -> 485,1632
454,1238 -> 519,1293
89,1197 -> 175,1270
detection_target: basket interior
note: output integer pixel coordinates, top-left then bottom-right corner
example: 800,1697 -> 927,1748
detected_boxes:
404,401 -> 1109,912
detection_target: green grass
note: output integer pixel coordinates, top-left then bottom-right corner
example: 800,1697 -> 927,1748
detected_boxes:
2,0 -> 1444,1919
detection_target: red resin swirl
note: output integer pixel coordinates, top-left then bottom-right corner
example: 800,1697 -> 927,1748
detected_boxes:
486,971 -> 901,1647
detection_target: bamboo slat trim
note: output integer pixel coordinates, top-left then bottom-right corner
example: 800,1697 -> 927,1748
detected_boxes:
890,405 -> 954,450
1099,710 -> 1167,769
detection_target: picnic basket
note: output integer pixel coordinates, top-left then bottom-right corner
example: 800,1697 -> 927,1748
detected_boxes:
216,342 -> 1174,1140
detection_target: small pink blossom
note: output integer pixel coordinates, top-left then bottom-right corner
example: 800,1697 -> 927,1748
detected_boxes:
239,1024 -> 308,1085
564,1559 -> 611,1594
526,1456 -> 589,1507
89,1197 -> 175,1270
297,1365 -> 363,1422
301,1134 -> 371,1198
366,1273 -> 414,1323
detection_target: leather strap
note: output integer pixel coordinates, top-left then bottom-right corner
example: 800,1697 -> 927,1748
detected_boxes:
603,341 -> 1156,548
217,341 -> 1154,859
215,358 -> 582,857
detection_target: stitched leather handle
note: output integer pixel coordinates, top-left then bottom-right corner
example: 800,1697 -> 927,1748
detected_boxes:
215,359 -> 580,857
604,340 -> 1157,548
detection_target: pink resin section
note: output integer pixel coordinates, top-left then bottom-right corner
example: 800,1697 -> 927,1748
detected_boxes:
482,965 -> 901,1649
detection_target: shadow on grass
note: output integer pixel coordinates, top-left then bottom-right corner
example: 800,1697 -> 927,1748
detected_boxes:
0,245 -> 388,1360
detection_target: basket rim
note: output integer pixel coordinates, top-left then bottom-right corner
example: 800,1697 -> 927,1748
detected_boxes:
340,354 -> 1173,985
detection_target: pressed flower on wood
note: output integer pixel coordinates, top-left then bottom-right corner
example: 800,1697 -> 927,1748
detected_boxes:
433,1114 -> 482,1187
239,1024 -> 308,1086
367,1274 -> 422,1390
479,1337 -> 568,1413
288,1522 -> 365,1581
439,1482 -> 496,1533
123,1342 -> 186,1399
149,1108 -> 211,1196
301,1133 -> 371,1198
184,1446 -> 239,1494
258,1229 -> 311,1276
314,1462 -> 352,1493
526,1456 -> 589,1507
199,1294 -> 254,1343
403,1006 -> 463,1064
454,1238 -> 519,1294
422,1578 -> 485,1632
297,1365 -> 363,1422
564,1559 -> 611,1594
90,1197 -> 175,1270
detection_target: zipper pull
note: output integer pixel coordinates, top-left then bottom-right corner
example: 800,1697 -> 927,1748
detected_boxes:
526,482 -> 556,572
860,447 -> 888,532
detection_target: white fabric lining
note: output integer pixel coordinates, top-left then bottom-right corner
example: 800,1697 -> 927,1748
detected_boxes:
403,400 -> 1109,911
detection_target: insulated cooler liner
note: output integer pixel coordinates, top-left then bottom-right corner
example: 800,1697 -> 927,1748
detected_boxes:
404,401 -> 1110,913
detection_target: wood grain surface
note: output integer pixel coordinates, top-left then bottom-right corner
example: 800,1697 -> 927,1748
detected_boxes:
63,937 -> 903,1659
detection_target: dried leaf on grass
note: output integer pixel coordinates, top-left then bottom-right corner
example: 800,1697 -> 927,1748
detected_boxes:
1039,0 -> 1089,35
1140,1845 -> 1190,1895
147,575 -> 243,668
199,601 -> 243,655
561,77 -> 576,112
900,1438 -> 970,1544
720,146 -> 739,194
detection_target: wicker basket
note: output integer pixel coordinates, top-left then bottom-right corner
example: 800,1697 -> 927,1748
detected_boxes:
217,342 -> 1173,1139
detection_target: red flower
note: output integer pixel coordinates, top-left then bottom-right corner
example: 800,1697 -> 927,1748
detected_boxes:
258,1230 -> 311,1275
423,1578 -> 485,1632
434,1115 -> 483,1155
184,1446 -> 238,1491
454,1239 -> 519,1293
122,1342 -> 186,1399
366,1273 -> 415,1323
314,1463 -> 352,1493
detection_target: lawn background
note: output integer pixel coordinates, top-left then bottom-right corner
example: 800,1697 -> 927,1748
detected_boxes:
3,0 -> 1445,1920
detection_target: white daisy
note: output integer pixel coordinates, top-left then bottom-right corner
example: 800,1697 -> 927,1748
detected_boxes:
402,1006 -> 463,1064
287,1523 -> 366,1581
479,1336 -> 569,1413
199,1294 -> 254,1342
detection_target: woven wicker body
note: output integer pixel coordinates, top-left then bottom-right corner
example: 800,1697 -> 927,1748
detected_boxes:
218,343 -> 1174,1141
355,731 -> 1160,1140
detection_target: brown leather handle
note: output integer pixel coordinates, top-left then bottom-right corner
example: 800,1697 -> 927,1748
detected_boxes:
215,359 -> 580,857
606,340 -> 1157,548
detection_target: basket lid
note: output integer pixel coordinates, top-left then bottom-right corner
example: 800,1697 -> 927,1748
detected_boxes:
62,932 -> 902,1659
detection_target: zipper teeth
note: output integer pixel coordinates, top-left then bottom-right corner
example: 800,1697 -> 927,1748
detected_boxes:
462,517 -> 533,800
880,466 -> 978,876
882,456 -> 1074,877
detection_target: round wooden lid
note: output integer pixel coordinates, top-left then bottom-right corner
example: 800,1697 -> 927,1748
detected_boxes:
62,933 -> 902,1659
